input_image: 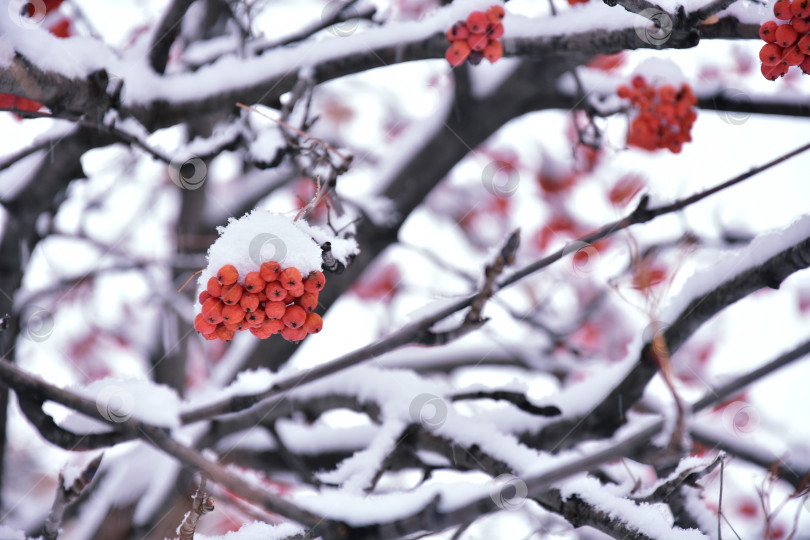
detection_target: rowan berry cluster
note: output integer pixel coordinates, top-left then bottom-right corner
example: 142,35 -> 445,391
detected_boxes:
758,0 -> 810,80
445,6 -> 505,67
194,262 -> 325,343
617,76 -> 697,154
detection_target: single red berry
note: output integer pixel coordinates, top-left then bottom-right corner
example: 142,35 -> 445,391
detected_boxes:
799,54 -> 810,73
240,293 -> 260,313
302,312 -> 323,334
761,61 -> 786,80
259,261 -> 281,282
281,326 -> 307,343
446,21 -> 469,42
774,0 -> 792,19
202,298 -> 224,324
468,32 -> 488,51
194,314 -> 216,334
199,291 -> 211,304
759,20 -> 778,42
222,304 -> 245,324
797,34 -> 810,54
207,276 -> 223,297
760,43 -> 784,65
246,309 -> 266,327
467,11 -> 488,33
217,264 -> 238,286
791,0 -> 810,17
483,40 -> 503,63
487,22 -> 504,40
631,75 -> 646,88
304,271 -> 326,293
265,280 -> 287,300
257,291 -> 267,303
265,301 -> 287,320
445,40 -> 471,67
226,320 -> 249,332
244,271 -> 266,293
486,5 -> 505,24
775,24 -> 798,47
216,325 -> 235,341
280,267 -> 303,290
201,331 -> 219,341
282,290 -> 296,304
282,305 -> 307,329
221,283 -> 244,305
783,44 -> 805,65
792,17 -> 810,33
296,292 -> 319,313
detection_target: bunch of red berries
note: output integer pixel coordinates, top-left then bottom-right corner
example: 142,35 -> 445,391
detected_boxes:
617,76 -> 697,154
758,0 -> 810,80
445,5 -> 505,67
194,262 -> 325,343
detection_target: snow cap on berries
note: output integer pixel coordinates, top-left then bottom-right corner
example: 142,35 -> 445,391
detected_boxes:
196,211 -> 324,306
632,58 -> 686,87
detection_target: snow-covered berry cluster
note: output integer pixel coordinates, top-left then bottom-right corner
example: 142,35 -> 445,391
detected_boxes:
617,76 -> 697,154
445,6 -> 505,67
195,263 -> 324,342
758,1 -> 810,80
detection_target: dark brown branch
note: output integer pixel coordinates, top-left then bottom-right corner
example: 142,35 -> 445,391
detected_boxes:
42,453 -> 104,540
451,391 -> 561,417
149,0 -> 196,74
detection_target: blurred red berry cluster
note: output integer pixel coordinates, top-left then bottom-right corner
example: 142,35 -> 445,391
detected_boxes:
445,6 -> 505,67
617,76 -> 697,154
195,262 -> 325,343
758,0 -> 810,80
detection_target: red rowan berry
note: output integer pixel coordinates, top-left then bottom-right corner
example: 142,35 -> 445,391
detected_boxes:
244,271 -> 266,293
259,261 -> 281,282
302,312 -> 323,334
217,264 -> 238,286
222,304 -> 245,324
216,325 -> 235,341
617,85 -> 631,99
631,75 -> 646,88
445,40 -> 471,67
800,54 -> 810,73
784,44 -> 805,65
467,11 -> 488,33
199,291 -> 211,304
760,20 -> 778,42
194,314 -> 217,334
287,285 -> 305,299
282,305 -> 307,329
246,309 -> 266,326
265,280 -> 287,301
775,24 -> 798,47
296,292 -> 319,313
221,283 -> 243,305
201,331 -> 219,341
761,61 -> 785,80
202,298 -> 225,324
760,43 -> 784,65
265,301 -> 287,320
280,267 -> 303,290
487,5 -> 505,23
791,0 -> 810,17
468,33 -> 488,51
281,326 -> 307,343
792,17 -> 810,33
774,0 -> 792,19
257,291 -> 267,302
483,40 -> 503,63
304,271 -> 325,293
446,21 -> 469,41
226,320 -> 248,332
797,34 -> 810,54
240,293 -> 260,313
207,276 -> 223,297
487,22 -> 504,39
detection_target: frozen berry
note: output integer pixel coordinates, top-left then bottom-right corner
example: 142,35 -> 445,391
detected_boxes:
446,21 -> 469,41
194,314 -> 216,334
265,301 -> 287,320
222,304 -> 245,324
775,24 -> 798,47
445,40 -> 471,67
240,293 -> 260,313
246,309 -> 265,326
761,61 -> 786,80
304,271 -> 325,293
282,305 -> 307,329
265,280 -> 287,301
799,54 -> 810,73
467,11 -> 488,33
791,0 -> 810,17
201,331 -> 218,341
199,291 -> 211,304
798,34 -> 810,54
217,264 -> 238,286
216,325 -> 235,341
483,40 -> 503,63
207,276 -> 223,297
486,5 -> 505,24
296,292 -> 319,313
202,298 -> 224,324
792,17 -> 810,33
259,261 -> 281,282
487,22 -> 504,39
226,320 -> 248,332
287,284 -> 305,298
280,267 -> 303,290
281,326 -> 307,343
468,32 -> 488,51
244,271 -> 266,293
760,43 -> 784,65
221,283 -> 243,305
784,44 -> 804,65
759,20 -> 778,42
774,0 -> 792,19
302,312 -> 323,334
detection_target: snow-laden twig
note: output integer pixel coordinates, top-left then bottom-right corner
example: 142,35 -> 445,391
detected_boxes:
42,454 -> 104,540
177,475 -> 215,540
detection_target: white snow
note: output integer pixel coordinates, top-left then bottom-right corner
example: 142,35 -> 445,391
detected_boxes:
0,525 -> 25,540
66,377 -> 181,428
194,521 -> 304,540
